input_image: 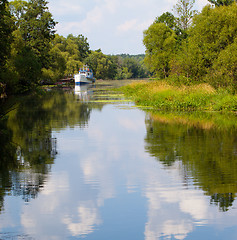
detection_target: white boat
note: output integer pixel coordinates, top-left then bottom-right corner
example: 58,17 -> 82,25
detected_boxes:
74,66 -> 95,85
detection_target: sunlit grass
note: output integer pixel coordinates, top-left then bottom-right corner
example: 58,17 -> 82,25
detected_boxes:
120,80 -> 237,112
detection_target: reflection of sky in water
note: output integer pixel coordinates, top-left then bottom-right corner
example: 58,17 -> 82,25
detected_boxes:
1,104 -> 237,239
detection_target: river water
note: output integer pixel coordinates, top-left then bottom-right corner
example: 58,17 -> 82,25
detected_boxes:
1,81 -> 237,240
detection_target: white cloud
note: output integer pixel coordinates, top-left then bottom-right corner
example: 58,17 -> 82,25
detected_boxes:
42,171 -> 69,196
117,19 -> 138,33
81,6 -> 104,28
116,18 -> 152,35
142,161 -> 211,240
180,195 -> 208,221
118,115 -> 144,131
62,204 -> 101,236
195,0 -> 210,9
162,220 -> 193,240
48,1 -> 83,16
104,0 -> 120,13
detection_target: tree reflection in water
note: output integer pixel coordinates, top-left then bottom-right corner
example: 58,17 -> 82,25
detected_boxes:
1,86 -> 237,218
0,89 -> 95,210
144,111 -> 237,212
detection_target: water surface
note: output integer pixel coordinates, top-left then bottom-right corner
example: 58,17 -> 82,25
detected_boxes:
1,81 -> 237,239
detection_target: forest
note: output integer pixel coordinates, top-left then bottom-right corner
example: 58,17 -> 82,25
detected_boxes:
143,0 -> 237,93
0,0 -> 149,96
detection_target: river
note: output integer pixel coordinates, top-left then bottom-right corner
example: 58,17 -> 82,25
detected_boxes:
0,80 -> 237,240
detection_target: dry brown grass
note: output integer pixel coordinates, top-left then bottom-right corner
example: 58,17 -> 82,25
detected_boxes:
129,81 -> 216,94
184,83 -> 216,94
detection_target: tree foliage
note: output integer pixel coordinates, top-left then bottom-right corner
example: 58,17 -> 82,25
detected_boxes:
19,0 -> 56,67
84,50 -> 114,79
0,0 -> 15,96
144,1 -> 237,92
207,0 -> 235,6
155,11 -> 186,43
143,22 -> 177,78
0,0 -> 14,75
109,54 -> 149,80
173,4 -> 237,86
155,12 -> 177,30
3,0 -> 57,92
9,0 -> 27,24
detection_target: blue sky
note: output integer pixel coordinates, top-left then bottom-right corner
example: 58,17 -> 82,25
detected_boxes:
48,0 -> 209,54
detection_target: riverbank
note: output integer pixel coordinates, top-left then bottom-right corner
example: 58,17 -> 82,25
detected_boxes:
120,80 -> 237,112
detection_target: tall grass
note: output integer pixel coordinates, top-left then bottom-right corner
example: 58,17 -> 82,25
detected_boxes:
120,80 -> 237,112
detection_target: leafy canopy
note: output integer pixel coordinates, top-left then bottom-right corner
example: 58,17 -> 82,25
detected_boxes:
0,0 -> 14,68
207,0 -> 235,6
143,22 -> 177,78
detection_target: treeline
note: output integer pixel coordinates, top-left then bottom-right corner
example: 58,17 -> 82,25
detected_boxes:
84,51 -> 149,81
44,37 -> 150,83
143,0 -> 237,92
0,0 -> 149,96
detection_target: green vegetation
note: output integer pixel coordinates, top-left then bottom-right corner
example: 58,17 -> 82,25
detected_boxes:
208,0 -> 235,6
1,0 -> 56,94
143,1 -> 237,93
121,1 -> 237,111
0,0 -> 150,97
1,0 -> 237,107
121,80 -> 237,111
42,33 -> 90,82
85,51 -> 149,80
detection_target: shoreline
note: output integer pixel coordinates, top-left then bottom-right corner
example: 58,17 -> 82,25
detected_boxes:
120,80 -> 237,112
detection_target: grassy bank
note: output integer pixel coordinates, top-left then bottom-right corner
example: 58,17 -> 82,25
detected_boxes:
120,80 -> 237,112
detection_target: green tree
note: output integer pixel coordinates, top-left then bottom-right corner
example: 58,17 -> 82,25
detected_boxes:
42,35 -> 66,82
115,66 -> 132,80
7,0 -> 56,89
155,11 -> 186,44
172,4 -> 237,86
210,38 -> 237,90
9,0 -> 27,24
106,55 -> 118,79
67,34 -> 90,61
63,36 -> 82,76
208,0 -> 235,6
0,0 -> 14,76
85,50 -> 115,79
115,54 -> 150,79
42,33 -> 91,83
14,46 -> 42,89
0,0 -> 15,96
155,12 -> 177,31
19,0 -> 56,68
143,23 -> 177,78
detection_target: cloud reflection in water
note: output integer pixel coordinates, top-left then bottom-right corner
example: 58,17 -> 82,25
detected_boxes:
1,102 -> 237,240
